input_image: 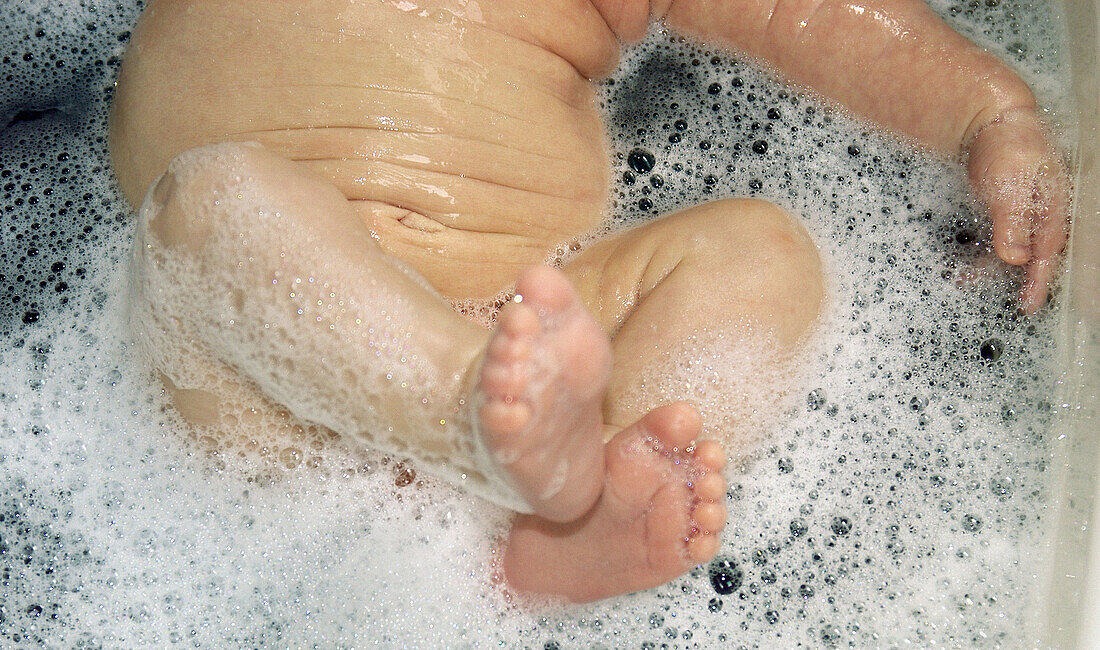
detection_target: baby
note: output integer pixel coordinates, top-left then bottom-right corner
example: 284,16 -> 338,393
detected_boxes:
109,0 -> 1069,603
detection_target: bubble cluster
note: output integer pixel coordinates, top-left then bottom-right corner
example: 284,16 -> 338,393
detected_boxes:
592,18 -> 1070,642
616,328 -> 812,448
0,0 -> 1076,648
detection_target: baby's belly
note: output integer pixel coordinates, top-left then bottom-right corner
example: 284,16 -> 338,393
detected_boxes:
110,0 -> 610,298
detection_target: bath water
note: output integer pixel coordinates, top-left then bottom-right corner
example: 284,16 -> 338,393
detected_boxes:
0,0 -> 1072,646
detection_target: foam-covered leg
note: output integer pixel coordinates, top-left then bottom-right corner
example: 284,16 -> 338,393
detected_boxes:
128,142 -> 556,507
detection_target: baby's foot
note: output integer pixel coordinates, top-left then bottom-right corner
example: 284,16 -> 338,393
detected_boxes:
477,265 -> 611,522
501,403 -> 728,603
966,108 -> 1071,312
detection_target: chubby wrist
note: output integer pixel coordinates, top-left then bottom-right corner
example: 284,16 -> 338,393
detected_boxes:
959,71 -> 1040,156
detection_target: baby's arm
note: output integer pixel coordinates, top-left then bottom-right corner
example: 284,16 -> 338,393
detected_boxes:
593,0 -> 1070,311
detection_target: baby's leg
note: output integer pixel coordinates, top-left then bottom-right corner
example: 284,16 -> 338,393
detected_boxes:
131,142 -> 613,518
133,142 -> 730,603
131,142 -> 485,473
568,199 -> 825,433
486,267 -> 727,602
501,199 -> 823,601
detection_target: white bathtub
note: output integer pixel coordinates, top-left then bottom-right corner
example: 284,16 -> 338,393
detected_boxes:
1038,0 -> 1100,645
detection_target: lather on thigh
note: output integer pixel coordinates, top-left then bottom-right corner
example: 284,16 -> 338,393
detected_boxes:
561,199 -> 825,436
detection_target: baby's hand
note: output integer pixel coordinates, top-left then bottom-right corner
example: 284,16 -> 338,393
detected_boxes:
966,108 -> 1071,313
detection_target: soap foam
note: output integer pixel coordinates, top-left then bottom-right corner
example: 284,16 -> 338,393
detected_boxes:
615,326 -> 815,449
0,0 -> 1073,647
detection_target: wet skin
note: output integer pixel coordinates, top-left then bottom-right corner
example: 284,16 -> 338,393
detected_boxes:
111,0 -> 1067,602
113,0 -> 1070,310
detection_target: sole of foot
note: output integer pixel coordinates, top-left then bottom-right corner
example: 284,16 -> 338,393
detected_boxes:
476,265 -> 613,522
501,402 -> 728,603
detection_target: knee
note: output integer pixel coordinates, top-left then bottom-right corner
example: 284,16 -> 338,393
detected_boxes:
139,142 -> 321,254
138,143 -> 254,253
141,162 -> 209,254
673,199 -> 825,344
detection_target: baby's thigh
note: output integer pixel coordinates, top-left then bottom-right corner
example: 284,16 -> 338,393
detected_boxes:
562,199 -> 825,440
160,352 -> 337,472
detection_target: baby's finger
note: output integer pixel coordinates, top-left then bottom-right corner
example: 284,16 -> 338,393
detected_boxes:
1019,164 -> 1071,312
1021,257 -> 1055,313
1031,160 -> 1072,263
988,191 -> 1033,266
966,110 -> 1072,311
967,119 -> 1044,267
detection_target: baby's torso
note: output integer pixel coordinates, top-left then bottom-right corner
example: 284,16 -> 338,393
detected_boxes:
111,0 -> 620,297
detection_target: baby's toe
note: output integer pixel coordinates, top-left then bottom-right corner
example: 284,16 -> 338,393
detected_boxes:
695,472 -> 726,502
487,328 -> 532,366
497,300 -> 541,338
645,402 -> 702,451
686,531 -> 722,565
480,360 -> 527,398
514,265 -> 577,315
694,440 -> 726,472
479,399 -> 532,439
692,501 -> 727,536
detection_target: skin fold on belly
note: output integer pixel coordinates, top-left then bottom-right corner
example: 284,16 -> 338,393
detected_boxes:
110,0 -> 614,297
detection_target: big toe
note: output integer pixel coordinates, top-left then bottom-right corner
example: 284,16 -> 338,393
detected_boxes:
641,402 -> 703,451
